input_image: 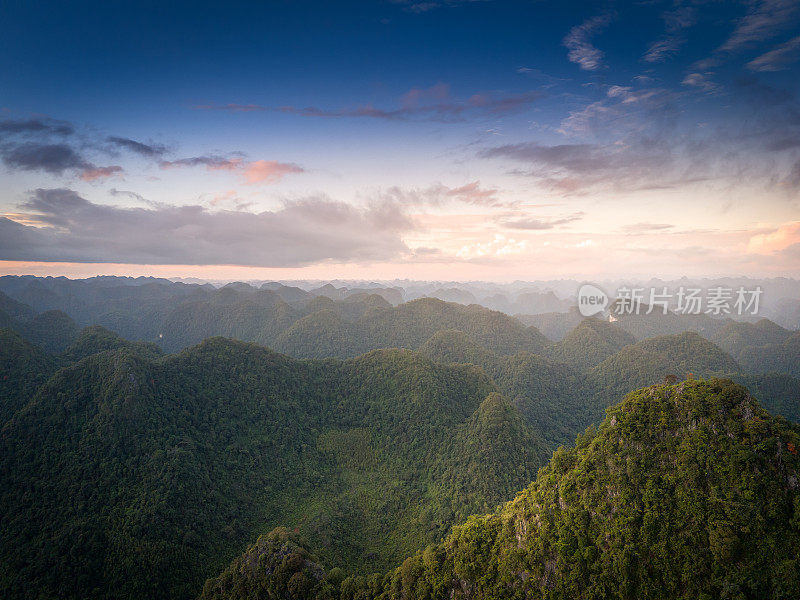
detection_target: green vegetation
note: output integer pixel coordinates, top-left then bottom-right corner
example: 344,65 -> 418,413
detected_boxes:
1,277 -> 798,600
0,339 -> 545,600
201,379 -> 800,600
550,317 -> 636,370
0,328 -> 58,424
275,298 -> 551,359
589,331 -> 741,406
729,372 -> 800,423
712,319 -> 798,376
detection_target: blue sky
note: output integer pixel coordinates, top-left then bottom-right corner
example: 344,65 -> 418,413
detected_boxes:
1,0 -> 799,280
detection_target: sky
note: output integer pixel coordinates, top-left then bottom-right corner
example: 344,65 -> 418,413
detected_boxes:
1,0 -> 799,281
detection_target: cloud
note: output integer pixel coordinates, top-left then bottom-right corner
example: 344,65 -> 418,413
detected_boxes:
682,72 -> 719,93
747,221 -> 800,254
0,142 -> 91,174
480,142 -> 610,172
109,188 -> 151,205
80,165 -> 124,181
106,136 -> 168,157
0,116 -> 300,186
456,233 -> 528,259
0,118 -> 74,136
694,0 -> 800,69
563,14 -> 613,71
0,120 -> 136,180
478,140 -> 695,194
720,0 -> 799,54
160,155 -> 243,170
390,0 -> 488,13
748,35 -> 800,72
643,37 -> 684,63
498,211 -> 584,230
621,222 -> 675,233
643,5 -> 696,63
193,86 -> 541,122
606,86 -> 665,104
1,188 -> 413,266
378,180 -> 507,207
444,181 -> 500,205
244,160 -> 304,183
160,155 -> 304,184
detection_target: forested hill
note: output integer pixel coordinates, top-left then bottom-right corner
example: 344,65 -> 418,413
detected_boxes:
0,338 -> 546,600
199,379 -> 800,600
0,281 -> 551,357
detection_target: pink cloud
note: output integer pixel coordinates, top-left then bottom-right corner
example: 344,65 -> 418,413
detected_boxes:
243,160 -> 304,184
445,181 -> 500,205
747,221 -> 800,254
80,165 -> 124,181
159,156 -> 303,184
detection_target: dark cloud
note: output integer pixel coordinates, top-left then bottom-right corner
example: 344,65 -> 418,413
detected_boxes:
0,118 -> 74,136
0,142 -> 91,174
106,136 -> 167,157
159,155 -> 239,169
109,188 -> 151,204
0,119 -> 127,179
1,188 -> 413,266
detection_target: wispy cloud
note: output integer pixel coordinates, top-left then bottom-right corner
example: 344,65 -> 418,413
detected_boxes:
478,139 -> 702,195
390,0 -> 488,13
193,85 -> 541,122
497,211 -> 584,230
106,136 -> 168,158
377,180 -> 508,207
160,155 -> 243,170
159,155 -> 303,184
643,5 -> 696,63
563,14 -> 614,71
621,222 -> 675,233
720,0 -> 799,54
748,35 -> 800,71
682,72 -> 720,94
695,0 -> 800,69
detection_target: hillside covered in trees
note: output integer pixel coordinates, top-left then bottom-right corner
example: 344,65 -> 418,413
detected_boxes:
200,379 -> 800,600
0,338 -> 546,600
1,278 -> 798,600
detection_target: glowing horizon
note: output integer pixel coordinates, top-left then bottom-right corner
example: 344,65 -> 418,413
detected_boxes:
1,1 -> 799,280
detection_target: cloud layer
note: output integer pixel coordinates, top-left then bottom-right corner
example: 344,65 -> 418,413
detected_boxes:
1,189 -> 411,266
